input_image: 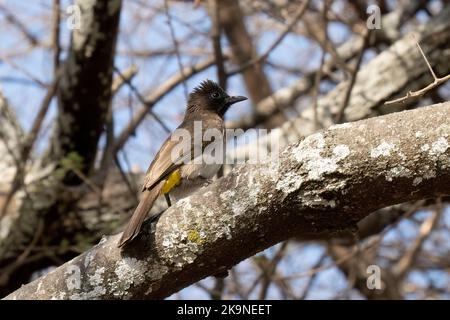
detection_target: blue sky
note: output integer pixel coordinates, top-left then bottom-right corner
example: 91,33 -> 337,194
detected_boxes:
1,0 -> 448,299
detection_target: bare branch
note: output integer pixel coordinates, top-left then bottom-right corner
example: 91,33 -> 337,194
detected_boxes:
227,0 -> 310,77
114,57 -> 218,151
5,102 -> 450,300
385,35 -> 450,105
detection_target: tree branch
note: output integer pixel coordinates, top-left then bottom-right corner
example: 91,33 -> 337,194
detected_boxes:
5,102 -> 450,299
227,4 -> 450,162
0,0 -> 123,296
51,0 -> 122,182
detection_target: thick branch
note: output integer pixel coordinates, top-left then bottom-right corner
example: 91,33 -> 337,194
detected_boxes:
0,0 -> 122,296
229,4 -> 450,163
51,0 -> 122,181
227,0 -> 428,130
0,90 -> 23,196
5,102 -> 450,300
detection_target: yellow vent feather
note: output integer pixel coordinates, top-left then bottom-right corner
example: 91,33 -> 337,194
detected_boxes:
161,169 -> 182,194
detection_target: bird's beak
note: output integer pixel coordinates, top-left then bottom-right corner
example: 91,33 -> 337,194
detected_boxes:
226,95 -> 248,106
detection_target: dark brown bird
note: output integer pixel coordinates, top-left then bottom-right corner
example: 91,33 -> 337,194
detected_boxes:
118,80 -> 247,247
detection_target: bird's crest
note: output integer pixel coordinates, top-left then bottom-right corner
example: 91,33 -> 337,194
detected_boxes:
188,80 -> 224,102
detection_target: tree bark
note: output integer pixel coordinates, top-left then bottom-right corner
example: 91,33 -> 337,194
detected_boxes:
5,102 -> 450,299
51,0 -> 122,182
230,4 -> 450,163
0,0 -> 122,296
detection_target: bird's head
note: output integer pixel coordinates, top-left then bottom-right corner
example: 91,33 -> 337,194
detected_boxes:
187,80 -> 247,116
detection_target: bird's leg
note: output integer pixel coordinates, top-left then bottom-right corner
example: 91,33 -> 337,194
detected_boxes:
164,193 -> 172,207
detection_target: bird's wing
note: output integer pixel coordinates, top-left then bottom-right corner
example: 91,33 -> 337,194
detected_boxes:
142,116 -> 224,190
142,120 -> 195,190
142,137 -> 181,191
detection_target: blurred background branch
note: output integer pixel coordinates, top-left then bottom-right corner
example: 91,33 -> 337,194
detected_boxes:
0,0 -> 449,299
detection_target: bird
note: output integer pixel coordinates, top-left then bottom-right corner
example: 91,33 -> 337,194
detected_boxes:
118,80 -> 247,247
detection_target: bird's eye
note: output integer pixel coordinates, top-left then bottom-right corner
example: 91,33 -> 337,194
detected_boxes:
211,92 -> 220,99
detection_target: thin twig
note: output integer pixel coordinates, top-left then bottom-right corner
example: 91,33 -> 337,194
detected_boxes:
114,57 -> 218,152
0,3 -> 38,45
115,152 -> 139,203
311,0 -> 331,130
278,201 -> 427,281
208,0 -> 227,89
298,253 -> 326,299
98,65 -> 139,186
164,0 -> 189,99
52,0 -> 61,76
385,35 -> 450,105
257,241 -> 289,300
413,34 -> 437,80
0,81 -> 57,217
0,55 -> 48,88
113,66 -> 171,134
302,1 -> 353,77
227,0 -> 309,77
335,29 -> 371,123
394,198 -> 442,278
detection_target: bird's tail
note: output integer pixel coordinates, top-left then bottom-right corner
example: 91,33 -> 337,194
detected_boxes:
118,181 -> 164,248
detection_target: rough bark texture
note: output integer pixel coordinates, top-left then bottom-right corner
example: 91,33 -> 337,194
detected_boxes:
0,91 -> 23,193
52,0 -> 122,181
0,0 -> 122,296
5,102 -> 450,300
227,0 -> 428,130
231,4 -> 450,162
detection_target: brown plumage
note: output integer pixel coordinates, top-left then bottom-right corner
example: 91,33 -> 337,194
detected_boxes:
118,80 -> 247,248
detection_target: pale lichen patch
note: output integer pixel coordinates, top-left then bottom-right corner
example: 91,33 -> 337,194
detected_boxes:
276,172 -> 303,194
398,152 -> 407,161
220,190 -> 235,203
159,212 -> 203,270
333,145 -> 350,161
301,193 -> 337,208
304,156 -> 338,180
430,137 -> 449,155
65,265 -> 81,291
423,167 -> 436,179
36,280 -> 44,294
435,123 -> 450,138
246,171 -> 263,206
370,142 -> 396,158
203,191 -> 213,198
111,257 -> 147,298
69,267 -> 107,300
292,133 -> 349,181
410,163 -> 438,188
89,267 -> 105,287
84,251 -> 96,268
421,144 -> 430,152
276,136 -> 350,208
413,177 -> 423,186
385,165 -> 412,182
